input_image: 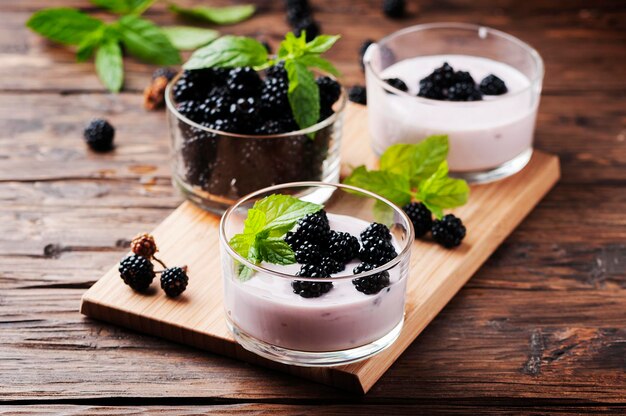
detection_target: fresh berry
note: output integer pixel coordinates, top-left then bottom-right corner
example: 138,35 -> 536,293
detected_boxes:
119,254 -> 155,292
260,76 -> 290,116
172,70 -> 198,102
294,210 -> 331,244
293,17 -> 320,41
418,62 -> 455,99
152,67 -> 177,81
326,231 -> 360,263
160,266 -> 189,297
348,85 -> 367,105
359,39 -> 375,71
447,82 -> 482,101
83,119 -> 115,152
432,214 -> 466,248
226,67 -> 263,98
402,202 -> 433,238
266,62 -> 288,81
294,242 -> 323,264
285,0 -> 311,25
417,79 -> 445,100
360,222 -> 392,242
130,233 -> 158,258
256,119 -> 285,135
382,0 -> 406,18
480,74 -> 508,95
317,76 -> 341,109
385,77 -> 408,92
292,264 -> 333,298
359,237 -> 397,266
176,100 -> 202,123
454,71 -> 475,85
197,93 -> 232,125
320,256 -> 345,274
173,69 -> 225,102
352,262 -> 390,295
285,231 -> 307,251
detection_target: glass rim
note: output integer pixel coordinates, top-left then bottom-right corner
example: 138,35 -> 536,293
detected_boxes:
164,72 -> 348,139
364,22 -> 545,106
219,181 -> 415,282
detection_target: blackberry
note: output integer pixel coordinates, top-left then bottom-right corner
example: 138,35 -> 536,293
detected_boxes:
160,266 -> 189,297
382,0 -> 406,18
83,119 -> 115,152
197,93 -> 232,125
429,62 -> 455,88
480,74 -> 508,95
172,69 -> 224,102
454,71 -> 475,85
432,214 -> 466,248
402,202 -> 433,238
260,76 -> 290,116
172,71 -> 197,102
316,76 -> 341,109
360,237 -> 397,266
256,119 -> 285,135
417,79 -> 445,100
359,39 -> 374,71
266,62 -> 288,81
326,231 -> 360,263
294,241 -> 323,264
292,264 -> 333,298
360,222 -> 392,242
447,82 -> 482,101
385,77 -> 408,92
285,231 -> 307,251
226,67 -> 263,98
152,67 -> 177,81
352,262 -> 390,295
293,17 -> 320,42
228,97 -> 260,133
320,256 -> 345,274
294,210 -> 331,244
348,85 -> 367,105
119,254 -> 155,292
176,100 -> 202,123
130,233 -> 157,258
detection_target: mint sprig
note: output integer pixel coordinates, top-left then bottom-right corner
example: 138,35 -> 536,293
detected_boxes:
184,36 -> 269,69
26,3 -> 255,92
343,135 -> 469,219
229,194 -> 322,279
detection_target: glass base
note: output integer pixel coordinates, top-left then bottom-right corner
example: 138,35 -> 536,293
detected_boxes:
173,169 -> 340,215
450,148 -> 533,184
226,316 -> 404,367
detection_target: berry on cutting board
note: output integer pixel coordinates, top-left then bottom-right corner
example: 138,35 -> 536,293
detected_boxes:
402,202 -> 433,238
83,119 -> 115,152
119,254 -> 155,292
432,214 -> 466,248
160,266 -> 189,298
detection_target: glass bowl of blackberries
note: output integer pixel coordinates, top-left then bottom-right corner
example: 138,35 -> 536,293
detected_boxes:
165,63 -> 346,214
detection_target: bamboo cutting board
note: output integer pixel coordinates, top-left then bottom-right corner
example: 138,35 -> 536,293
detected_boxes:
80,104 -> 560,394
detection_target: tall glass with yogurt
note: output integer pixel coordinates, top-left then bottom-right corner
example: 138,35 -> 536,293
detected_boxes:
364,23 -> 544,183
219,182 -> 414,367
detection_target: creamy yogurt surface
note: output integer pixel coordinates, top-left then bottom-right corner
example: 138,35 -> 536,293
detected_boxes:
366,54 -> 540,172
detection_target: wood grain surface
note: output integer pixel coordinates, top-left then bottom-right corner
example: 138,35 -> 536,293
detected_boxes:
1,0 -> 625,413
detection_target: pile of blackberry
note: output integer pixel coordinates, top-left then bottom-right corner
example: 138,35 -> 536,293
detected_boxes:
285,211 -> 397,298
383,62 -> 509,102
172,65 -> 342,199
402,202 -> 466,248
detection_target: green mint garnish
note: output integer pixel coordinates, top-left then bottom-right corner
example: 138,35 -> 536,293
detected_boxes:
168,3 -> 256,25
229,194 -> 322,280
184,35 -> 269,69
183,31 -> 341,132
25,3 -> 255,92
343,135 -> 469,219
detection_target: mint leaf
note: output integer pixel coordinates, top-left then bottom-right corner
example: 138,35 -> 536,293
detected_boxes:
416,161 -> 470,218
305,34 -> 340,54
237,264 -> 254,281
184,35 -> 267,69
162,26 -> 218,50
285,59 -> 320,131
169,4 -> 255,25
278,32 -> 307,59
76,26 -> 105,62
117,15 -> 181,65
27,8 -> 103,45
380,135 -> 449,186
297,55 -> 340,76
95,38 -> 123,92
243,208 -> 267,234
229,233 -> 255,260
373,200 -> 394,227
252,194 -> 322,235
343,166 -> 413,207
258,238 -> 296,265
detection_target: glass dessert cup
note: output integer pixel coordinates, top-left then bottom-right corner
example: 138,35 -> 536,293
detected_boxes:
364,23 -> 544,183
219,182 -> 414,367
165,77 -> 347,215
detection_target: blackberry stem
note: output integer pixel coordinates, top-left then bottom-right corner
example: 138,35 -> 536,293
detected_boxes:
152,256 -> 167,269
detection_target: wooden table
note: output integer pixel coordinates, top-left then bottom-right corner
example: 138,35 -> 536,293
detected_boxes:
1,0 -> 624,414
